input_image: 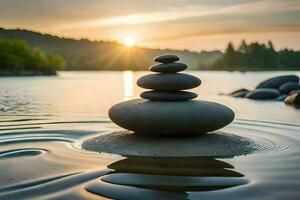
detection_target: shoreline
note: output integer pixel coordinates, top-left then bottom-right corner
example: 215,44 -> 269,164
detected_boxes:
0,70 -> 57,76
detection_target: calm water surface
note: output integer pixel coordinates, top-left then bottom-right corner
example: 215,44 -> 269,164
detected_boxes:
0,71 -> 300,199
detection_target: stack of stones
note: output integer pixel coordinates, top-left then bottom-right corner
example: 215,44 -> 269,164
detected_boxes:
139,55 -> 199,101
109,55 -> 235,135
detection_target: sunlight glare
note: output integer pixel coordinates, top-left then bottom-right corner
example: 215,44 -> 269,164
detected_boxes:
123,71 -> 133,100
123,36 -> 136,47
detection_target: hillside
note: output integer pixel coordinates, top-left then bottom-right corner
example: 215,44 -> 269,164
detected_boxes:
0,28 -> 222,71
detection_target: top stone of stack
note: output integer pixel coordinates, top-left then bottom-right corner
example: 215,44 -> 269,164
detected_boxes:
150,55 -> 187,73
154,55 -> 179,64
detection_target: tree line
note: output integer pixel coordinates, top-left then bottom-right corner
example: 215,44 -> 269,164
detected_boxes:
0,38 -> 65,75
0,28 -> 221,71
211,40 -> 300,70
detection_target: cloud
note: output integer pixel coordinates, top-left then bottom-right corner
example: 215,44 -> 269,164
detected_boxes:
53,0 -> 300,31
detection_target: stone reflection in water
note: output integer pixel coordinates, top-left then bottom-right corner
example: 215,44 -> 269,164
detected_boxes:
86,156 -> 248,199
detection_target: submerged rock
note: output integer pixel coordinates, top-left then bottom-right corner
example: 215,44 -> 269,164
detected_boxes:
109,99 -> 235,135
256,75 -> 299,89
246,89 -> 280,100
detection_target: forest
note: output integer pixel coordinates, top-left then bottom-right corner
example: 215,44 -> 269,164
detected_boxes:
211,40 -> 300,71
0,38 -> 65,75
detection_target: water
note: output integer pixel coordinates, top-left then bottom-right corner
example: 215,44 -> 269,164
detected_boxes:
0,71 -> 300,199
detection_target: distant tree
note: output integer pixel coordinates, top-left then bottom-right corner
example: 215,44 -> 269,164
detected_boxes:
264,40 -> 278,68
238,40 -> 248,53
278,48 -> 300,69
211,40 -> 300,71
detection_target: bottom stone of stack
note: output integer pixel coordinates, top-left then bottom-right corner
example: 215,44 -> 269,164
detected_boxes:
109,99 -> 235,135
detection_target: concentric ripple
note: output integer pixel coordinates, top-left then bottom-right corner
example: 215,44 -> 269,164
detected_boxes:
0,118 -> 299,200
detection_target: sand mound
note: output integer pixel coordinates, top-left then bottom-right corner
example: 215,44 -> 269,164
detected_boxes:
82,131 -> 261,157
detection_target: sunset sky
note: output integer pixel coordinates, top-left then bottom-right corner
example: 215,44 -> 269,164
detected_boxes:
1,0 -> 300,51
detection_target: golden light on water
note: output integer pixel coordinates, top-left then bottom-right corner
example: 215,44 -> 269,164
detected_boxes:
122,36 -> 136,47
123,71 -> 133,100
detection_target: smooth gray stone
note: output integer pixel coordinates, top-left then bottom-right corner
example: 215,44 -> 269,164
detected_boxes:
246,89 -> 280,100
140,91 -> 197,101
108,99 -> 235,135
150,63 -> 187,73
256,75 -> 299,89
279,82 -> 300,94
137,73 -> 201,91
154,55 -> 179,63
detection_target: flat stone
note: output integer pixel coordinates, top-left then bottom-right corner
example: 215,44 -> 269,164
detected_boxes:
279,82 -> 300,94
256,75 -> 299,89
246,88 -> 280,100
150,63 -> 187,73
108,99 -> 235,135
154,55 -> 179,63
137,73 -> 201,91
140,91 -> 197,101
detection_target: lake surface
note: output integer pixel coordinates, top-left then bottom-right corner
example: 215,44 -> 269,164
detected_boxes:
0,71 -> 300,199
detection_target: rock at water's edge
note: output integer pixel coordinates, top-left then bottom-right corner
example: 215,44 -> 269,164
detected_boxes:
279,82 -> 300,94
256,75 -> 299,89
246,88 -> 280,100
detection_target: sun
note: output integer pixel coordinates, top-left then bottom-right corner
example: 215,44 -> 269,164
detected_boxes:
122,36 -> 136,47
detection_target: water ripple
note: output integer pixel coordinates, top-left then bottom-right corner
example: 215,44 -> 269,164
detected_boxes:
0,119 -> 299,200
0,148 -> 48,159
